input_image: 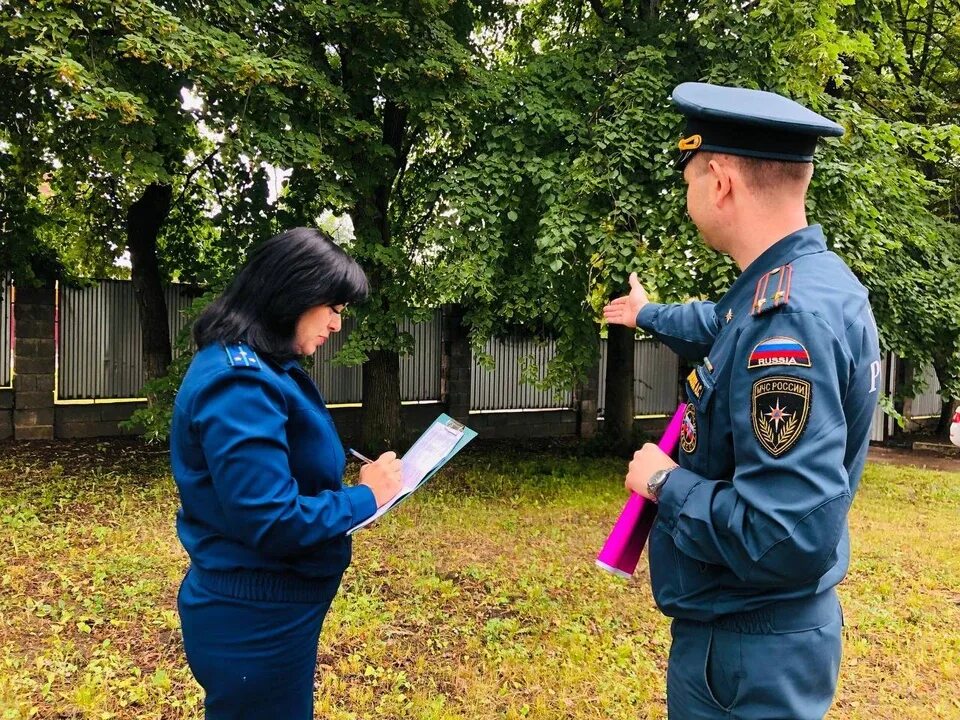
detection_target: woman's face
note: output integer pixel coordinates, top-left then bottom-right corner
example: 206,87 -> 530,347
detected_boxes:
292,304 -> 345,356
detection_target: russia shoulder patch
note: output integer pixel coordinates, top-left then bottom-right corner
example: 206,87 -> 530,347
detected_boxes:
747,336 -> 811,370
223,343 -> 262,370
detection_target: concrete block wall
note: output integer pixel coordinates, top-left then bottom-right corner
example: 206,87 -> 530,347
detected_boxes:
55,402 -> 146,439
0,389 -> 12,439
576,359 -> 600,439
51,402 -> 603,444
441,304 -> 472,425
467,409 -> 580,440
12,285 -> 56,440
328,403 -> 443,447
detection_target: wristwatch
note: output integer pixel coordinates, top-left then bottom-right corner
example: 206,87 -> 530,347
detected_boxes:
647,468 -> 673,502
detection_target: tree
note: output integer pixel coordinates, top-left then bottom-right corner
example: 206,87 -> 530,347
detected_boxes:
432,0 -> 960,449
829,0 -> 960,432
191,0 -> 499,450
1,0 -> 313,383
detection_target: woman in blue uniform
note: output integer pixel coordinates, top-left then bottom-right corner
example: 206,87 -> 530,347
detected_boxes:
171,227 -> 402,719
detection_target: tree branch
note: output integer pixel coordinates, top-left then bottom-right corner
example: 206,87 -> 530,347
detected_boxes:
895,0 -> 915,69
587,0 -> 612,25
916,0 -> 939,82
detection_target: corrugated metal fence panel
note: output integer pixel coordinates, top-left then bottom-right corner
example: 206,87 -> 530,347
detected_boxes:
634,341 -> 680,415
305,315 -> 363,404
909,364 -> 942,418
399,310 -> 441,402
471,336 -> 574,411
166,284 -> 200,358
598,339 -> 679,416
59,280 -> 143,399
1,278 -> 12,387
59,280 -> 202,400
870,355 -> 892,443
304,312 -> 442,405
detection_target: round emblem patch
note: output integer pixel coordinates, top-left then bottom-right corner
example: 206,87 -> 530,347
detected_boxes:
680,402 -> 698,454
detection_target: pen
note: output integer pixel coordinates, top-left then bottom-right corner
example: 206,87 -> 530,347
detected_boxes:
348,448 -> 374,464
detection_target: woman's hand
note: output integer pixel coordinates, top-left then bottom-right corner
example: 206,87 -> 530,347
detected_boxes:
359,451 -> 403,507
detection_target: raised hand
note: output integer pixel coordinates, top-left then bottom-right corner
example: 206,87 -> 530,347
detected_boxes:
602,273 -> 649,329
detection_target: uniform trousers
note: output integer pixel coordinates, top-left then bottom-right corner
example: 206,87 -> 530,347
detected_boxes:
667,590 -> 843,719
178,567 -> 338,719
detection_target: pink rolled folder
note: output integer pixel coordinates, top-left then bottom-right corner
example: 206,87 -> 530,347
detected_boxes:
596,403 -> 687,578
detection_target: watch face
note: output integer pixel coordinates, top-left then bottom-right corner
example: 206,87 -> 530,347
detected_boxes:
649,470 -> 668,495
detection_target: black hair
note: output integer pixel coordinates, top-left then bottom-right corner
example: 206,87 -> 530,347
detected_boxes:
193,227 -> 369,361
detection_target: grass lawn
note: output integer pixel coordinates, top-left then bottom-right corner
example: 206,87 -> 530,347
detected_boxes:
0,440 -> 958,719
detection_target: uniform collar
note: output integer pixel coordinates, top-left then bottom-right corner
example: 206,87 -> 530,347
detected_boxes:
717,224 -> 827,318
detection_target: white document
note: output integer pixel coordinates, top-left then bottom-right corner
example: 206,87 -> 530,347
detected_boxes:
348,420 -> 463,534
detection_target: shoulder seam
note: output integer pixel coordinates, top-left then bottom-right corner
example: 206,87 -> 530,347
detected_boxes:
843,296 -> 872,333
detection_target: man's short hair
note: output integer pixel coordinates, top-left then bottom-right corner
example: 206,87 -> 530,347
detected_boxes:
698,152 -> 813,195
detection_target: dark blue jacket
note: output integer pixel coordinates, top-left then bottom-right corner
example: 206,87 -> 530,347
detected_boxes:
170,342 -> 377,590
638,225 -> 881,621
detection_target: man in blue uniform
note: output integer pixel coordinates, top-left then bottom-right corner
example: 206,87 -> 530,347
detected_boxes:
604,83 -> 881,718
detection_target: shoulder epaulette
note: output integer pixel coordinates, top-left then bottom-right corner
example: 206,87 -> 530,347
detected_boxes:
223,342 -> 262,370
752,263 -> 793,317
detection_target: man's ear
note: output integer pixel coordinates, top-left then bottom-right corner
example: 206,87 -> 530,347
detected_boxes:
708,158 -> 733,208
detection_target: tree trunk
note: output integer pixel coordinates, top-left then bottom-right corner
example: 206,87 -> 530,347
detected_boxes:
361,348 -> 402,453
576,337 -> 601,439
352,195 -> 404,451
126,182 -> 172,390
603,324 -> 635,454
933,360 -> 957,436
346,90 -> 409,451
891,357 -> 913,437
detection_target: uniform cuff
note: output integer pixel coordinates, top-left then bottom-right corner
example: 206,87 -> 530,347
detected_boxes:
636,303 -> 663,331
344,485 -> 378,524
656,467 -> 703,532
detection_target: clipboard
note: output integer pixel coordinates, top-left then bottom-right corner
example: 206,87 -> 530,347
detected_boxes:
347,414 -> 477,534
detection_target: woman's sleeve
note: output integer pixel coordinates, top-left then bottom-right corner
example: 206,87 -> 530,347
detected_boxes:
192,370 -> 377,557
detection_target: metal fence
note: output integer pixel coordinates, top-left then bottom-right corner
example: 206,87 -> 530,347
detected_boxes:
870,355 -> 893,443
598,339 -> 680,417
471,336 -> 576,411
58,281 -> 442,403
58,280 -> 198,400
306,315 -> 362,405
48,279 -> 947,430
1,278 -> 12,388
909,363 -> 943,418
304,311 -> 442,405
470,336 -> 679,415
399,314 -> 443,402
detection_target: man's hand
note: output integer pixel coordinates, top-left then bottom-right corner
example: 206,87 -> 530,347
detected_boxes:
626,443 -> 678,501
602,273 -> 650,329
